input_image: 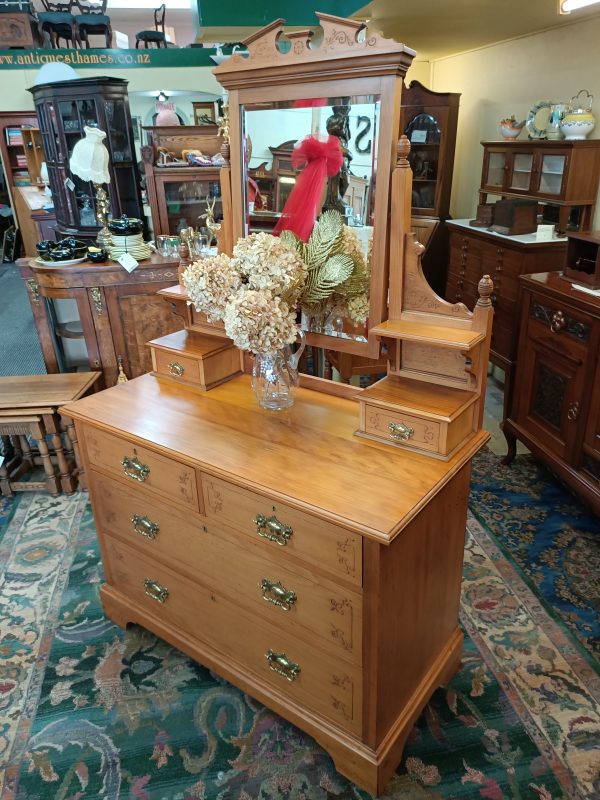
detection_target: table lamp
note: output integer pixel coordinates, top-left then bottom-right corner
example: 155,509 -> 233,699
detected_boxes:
69,126 -> 112,247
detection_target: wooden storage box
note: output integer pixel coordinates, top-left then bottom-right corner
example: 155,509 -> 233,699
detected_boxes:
564,231 -> 600,288
356,374 -> 478,460
491,199 -> 537,235
148,329 -> 242,391
469,202 -> 494,228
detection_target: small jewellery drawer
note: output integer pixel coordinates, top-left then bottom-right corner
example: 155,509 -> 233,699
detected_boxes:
148,330 -> 242,391
91,471 -> 362,663
83,426 -> 199,510
103,534 -> 362,735
201,474 -> 362,587
363,405 -> 441,453
153,348 -> 203,384
357,375 -> 478,460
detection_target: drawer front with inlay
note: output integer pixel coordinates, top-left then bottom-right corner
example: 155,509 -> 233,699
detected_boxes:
201,474 -> 362,587
103,533 -> 362,734
83,426 -> 199,510
90,471 -> 362,663
363,404 -> 441,453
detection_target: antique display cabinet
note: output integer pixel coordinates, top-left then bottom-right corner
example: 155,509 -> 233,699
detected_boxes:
29,76 -> 144,241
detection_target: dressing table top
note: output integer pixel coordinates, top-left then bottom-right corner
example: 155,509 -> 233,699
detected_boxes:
63,373 -> 488,544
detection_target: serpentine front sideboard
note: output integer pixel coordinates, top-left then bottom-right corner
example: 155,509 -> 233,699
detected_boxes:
19,253 -> 183,388
62,373 -> 488,795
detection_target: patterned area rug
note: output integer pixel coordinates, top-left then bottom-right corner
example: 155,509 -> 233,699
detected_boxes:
1,452 -> 599,800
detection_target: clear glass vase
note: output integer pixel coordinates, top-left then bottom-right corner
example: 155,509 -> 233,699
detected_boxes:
251,332 -> 305,411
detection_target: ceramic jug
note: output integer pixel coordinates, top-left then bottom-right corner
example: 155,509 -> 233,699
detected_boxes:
547,102 -> 568,140
560,90 -> 595,140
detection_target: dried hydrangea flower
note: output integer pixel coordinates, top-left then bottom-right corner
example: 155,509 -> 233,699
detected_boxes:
223,288 -> 298,354
182,253 -> 241,323
233,232 -> 307,303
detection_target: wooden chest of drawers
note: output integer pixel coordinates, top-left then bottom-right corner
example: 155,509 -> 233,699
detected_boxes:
63,373 -> 488,795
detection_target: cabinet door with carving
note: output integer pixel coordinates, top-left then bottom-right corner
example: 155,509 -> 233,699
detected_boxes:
103,281 -> 182,382
582,356 -> 600,482
513,294 -> 592,462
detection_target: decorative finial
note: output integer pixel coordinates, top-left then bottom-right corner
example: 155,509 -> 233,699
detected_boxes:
220,140 -> 230,166
476,274 -> 494,307
396,134 -> 411,166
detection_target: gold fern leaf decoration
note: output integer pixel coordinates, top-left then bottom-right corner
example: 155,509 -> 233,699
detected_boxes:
305,210 -> 344,270
279,229 -> 305,258
301,253 -> 355,306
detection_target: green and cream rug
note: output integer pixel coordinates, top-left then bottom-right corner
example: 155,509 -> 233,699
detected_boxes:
0,453 -> 599,799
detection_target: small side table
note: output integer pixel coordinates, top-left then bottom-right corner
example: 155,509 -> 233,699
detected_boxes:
0,372 -> 101,497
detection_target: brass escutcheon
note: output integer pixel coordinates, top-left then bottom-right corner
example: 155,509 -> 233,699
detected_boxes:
168,361 -> 185,377
388,421 -> 414,442
144,578 -> 169,603
265,649 -> 300,682
260,578 -> 297,611
254,513 -> 293,546
121,455 -> 150,482
132,514 -> 159,539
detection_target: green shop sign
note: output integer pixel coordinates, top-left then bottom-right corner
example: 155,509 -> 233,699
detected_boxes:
0,48 -> 222,69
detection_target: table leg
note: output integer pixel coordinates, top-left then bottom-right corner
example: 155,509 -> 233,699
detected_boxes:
0,454 -> 13,497
51,431 -> 76,494
18,435 -> 33,469
30,420 -> 60,496
65,416 -> 86,491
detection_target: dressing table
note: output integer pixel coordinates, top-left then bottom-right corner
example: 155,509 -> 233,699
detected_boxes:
61,14 -> 493,795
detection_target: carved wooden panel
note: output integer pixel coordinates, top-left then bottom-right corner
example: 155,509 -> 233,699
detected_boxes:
0,14 -> 34,47
104,283 -> 182,380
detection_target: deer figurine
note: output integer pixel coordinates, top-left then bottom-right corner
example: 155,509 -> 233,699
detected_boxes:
200,196 -> 221,247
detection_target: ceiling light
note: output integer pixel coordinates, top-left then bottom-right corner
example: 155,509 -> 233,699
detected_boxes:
560,0 -> 600,13
157,91 -> 168,102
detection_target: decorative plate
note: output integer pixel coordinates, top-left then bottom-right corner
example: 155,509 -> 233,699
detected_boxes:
35,256 -> 87,267
525,100 -> 552,139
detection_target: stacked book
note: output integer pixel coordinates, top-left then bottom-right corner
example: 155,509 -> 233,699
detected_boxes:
5,128 -> 23,146
13,171 -> 31,186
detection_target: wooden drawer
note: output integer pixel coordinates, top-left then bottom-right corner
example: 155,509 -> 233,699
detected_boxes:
363,404 -> 441,452
148,330 -> 241,391
357,375 -> 477,460
103,533 -> 362,735
83,426 -> 199,510
527,296 -> 592,361
90,471 -> 362,663
201,474 -> 362,587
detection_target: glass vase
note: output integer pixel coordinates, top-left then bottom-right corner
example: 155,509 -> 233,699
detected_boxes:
251,332 -> 305,411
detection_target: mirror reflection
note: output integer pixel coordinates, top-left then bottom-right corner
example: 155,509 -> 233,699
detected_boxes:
241,95 -> 379,344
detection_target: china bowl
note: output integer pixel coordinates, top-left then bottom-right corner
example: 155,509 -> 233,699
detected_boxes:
108,214 -> 144,235
499,124 -> 524,140
87,247 -> 109,263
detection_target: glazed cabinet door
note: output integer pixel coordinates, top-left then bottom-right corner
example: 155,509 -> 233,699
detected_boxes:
480,146 -> 508,193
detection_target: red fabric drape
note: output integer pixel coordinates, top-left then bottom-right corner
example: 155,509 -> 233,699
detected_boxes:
273,134 -> 342,243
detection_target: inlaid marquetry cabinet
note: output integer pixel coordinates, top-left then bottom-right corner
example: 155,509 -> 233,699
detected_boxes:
503,272 -> 600,515
63,373 -> 486,795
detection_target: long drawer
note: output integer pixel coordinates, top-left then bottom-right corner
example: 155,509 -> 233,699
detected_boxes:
90,471 -> 362,663
103,533 -> 363,735
83,426 -> 199,510
201,473 -> 362,587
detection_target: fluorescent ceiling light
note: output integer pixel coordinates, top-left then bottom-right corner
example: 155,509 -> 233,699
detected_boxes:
107,0 -> 190,9
560,0 -> 600,12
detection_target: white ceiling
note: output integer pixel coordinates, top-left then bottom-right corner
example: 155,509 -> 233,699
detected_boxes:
358,0 -> 600,61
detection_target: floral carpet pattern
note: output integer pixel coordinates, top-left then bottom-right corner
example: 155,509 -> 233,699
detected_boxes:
470,449 -> 600,660
0,451 -> 599,799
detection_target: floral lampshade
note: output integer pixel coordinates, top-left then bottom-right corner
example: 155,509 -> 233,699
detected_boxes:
69,126 -> 111,184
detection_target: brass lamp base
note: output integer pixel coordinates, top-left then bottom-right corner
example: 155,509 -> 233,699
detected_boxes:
94,183 -> 113,249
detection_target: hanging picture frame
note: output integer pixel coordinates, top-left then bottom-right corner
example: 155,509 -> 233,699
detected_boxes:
192,101 -> 218,125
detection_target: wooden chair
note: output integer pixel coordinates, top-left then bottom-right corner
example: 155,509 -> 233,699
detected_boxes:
135,3 -> 166,49
73,0 -> 111,48
37,0 -> 77,48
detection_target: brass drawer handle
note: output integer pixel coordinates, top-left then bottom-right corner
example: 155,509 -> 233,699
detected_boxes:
132,513 -> 159,540
260,578 -> 297,611
550,310 -> 566,333
265,649 -> 300,682
388,421 -> 414,442
168,361 -> 185,377
144,578 -> 169,603
254,513 -> 293,546
121,455 -> 150,482
567,401 -> 579,422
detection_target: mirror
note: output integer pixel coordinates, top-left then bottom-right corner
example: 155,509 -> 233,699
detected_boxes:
213,13 -> 416,369
241,94 -> 379,345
